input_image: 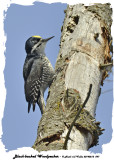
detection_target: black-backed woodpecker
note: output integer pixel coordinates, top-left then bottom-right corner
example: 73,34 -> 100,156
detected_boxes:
23,35 -> 55,114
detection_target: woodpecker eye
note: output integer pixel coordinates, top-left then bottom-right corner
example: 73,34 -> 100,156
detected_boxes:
31,38 -> 41,44
31,39 -> 37,44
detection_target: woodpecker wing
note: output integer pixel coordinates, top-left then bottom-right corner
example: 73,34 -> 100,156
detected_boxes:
23,56 -> 34,81
24,57 -> 43,112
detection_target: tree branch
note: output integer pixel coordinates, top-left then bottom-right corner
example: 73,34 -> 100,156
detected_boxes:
63,84 -> 92,150
99,63 -> 113,69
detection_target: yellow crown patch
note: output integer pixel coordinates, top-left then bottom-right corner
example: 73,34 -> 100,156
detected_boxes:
32,35 -> 42,38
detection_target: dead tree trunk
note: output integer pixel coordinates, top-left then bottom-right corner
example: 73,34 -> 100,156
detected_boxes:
33,3 -> 112,151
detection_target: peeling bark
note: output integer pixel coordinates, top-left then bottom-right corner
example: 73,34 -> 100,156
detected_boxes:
33,3 -> 112,151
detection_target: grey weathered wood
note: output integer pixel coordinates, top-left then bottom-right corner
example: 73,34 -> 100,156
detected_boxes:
33,3 -> 112,151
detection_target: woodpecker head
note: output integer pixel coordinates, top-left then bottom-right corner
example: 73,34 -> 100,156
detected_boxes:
25,35 -> 54,55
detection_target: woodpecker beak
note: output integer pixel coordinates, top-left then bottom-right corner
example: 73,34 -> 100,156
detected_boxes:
43,36 -> 54,42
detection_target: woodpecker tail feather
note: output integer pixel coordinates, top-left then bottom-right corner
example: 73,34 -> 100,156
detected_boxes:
28,102 -> 31,113
33,103 -> 36,112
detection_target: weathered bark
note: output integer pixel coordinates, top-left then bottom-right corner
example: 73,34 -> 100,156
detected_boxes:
33,3 -> 112,151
